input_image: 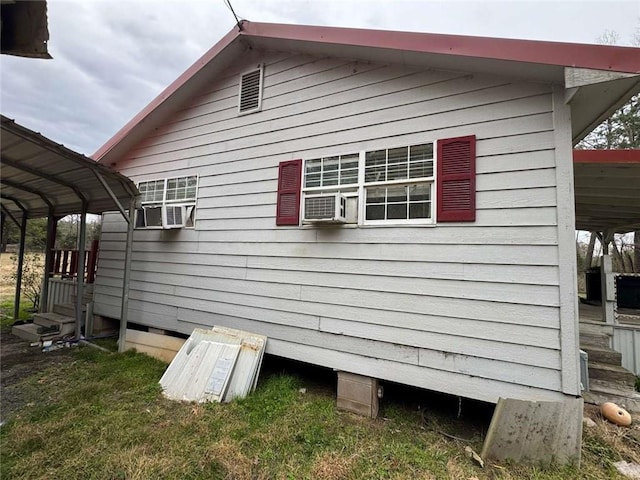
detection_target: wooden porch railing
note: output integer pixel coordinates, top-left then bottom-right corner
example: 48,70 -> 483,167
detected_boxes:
48,239 -> 100,283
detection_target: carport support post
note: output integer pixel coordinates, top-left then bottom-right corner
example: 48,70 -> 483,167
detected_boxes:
600,253 -> 615,326
75,203 -> 88,339
13,214 -> 27,321
118,198 -> 135,353
40,211 -> 57,313
585,232 -> 596,269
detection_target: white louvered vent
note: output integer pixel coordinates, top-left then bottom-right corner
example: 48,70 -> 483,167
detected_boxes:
303,194 -> 347,224
238,67 -> 263,114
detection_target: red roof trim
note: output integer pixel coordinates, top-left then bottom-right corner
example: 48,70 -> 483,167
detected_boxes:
241,22 -> 640,74
573,149 -> 640,164
92,25 -> 242,162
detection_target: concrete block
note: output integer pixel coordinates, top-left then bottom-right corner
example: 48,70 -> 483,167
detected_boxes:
124,329 -> 185,363
92,315 -> 118,334
481,397 -> 583,466
337,371 -> 379,418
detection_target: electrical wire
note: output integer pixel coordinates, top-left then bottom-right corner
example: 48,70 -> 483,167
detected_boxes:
223,0 -> 243,30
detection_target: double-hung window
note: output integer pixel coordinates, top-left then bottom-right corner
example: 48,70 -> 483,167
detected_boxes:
298,143 -> 434,225
276,135 -> 474,226
136,175 -> 198,229
363,143 -> 434,223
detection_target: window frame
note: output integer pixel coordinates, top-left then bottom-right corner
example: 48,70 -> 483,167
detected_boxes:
301,141 -> 436,226
136,174 -> 199,229
361,143 -> 435,225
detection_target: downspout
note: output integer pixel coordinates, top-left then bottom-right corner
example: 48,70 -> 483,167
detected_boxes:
75,202 -> 88,339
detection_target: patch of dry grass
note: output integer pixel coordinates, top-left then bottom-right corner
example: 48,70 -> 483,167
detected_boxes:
310,451 -> 357,479
0,252 -> 19,300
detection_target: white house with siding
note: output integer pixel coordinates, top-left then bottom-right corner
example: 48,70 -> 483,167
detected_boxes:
91,22 -> 639,415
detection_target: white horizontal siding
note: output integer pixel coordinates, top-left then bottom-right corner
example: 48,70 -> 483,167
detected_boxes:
94,52 -> 569,403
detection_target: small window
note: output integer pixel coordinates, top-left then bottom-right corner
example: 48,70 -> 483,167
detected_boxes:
365,183 -> 432,221
363,143 -> 434,223
304,153 -> 359,188
136,175 -> 198,229
238,66 -> 263,114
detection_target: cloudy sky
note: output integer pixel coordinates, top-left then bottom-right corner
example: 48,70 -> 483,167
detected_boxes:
1,0 -> 639,157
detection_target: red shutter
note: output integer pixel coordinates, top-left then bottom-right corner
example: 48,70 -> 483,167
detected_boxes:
437,135 -> 476,222
276,159 -> 302,226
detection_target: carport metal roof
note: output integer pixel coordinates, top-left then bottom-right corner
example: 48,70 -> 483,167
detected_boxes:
574,149 -> 640,234
1,115 -> 138,224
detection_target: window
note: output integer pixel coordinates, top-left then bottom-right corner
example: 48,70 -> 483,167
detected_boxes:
238,65 -> 264,114
363,144 -> 434,223
304,154 -> 359,188
276,136 -> 475,227
136,175 -> 198,229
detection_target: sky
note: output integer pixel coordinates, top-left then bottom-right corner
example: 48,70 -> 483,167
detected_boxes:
1,0 -> 639,157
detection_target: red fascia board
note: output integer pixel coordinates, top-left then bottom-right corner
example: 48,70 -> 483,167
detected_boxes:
241,22 -> 640,74
92,25 -> 242,162
573,149 -> 640,164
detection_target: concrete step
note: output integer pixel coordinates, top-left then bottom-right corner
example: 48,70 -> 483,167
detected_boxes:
52,303 -> 85,317
581,345 -> 622,366
32,313 -> 76,338
588,362 -> 637,389
33,312 -> 75,327
584,379 -> 640,413
11,323 -> 58,343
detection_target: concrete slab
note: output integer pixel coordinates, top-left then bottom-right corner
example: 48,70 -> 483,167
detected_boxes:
481,397 -> 583,466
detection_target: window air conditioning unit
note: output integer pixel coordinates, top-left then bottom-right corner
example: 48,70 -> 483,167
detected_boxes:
162,205 -> 188,229
303,193 -> 347,224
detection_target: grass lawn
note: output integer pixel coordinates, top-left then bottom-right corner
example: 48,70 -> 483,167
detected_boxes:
1,340 -> 637,480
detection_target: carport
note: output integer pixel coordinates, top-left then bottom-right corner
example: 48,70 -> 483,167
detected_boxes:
0,115 -> 138,350
574,148 -> 640,323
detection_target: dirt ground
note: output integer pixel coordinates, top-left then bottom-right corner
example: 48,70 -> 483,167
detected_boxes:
0,330 -> 76,425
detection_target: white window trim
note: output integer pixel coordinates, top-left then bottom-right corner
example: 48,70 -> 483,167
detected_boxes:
136,174 -> 199,229
302,142 -> 436,227
237,64 -> 264,116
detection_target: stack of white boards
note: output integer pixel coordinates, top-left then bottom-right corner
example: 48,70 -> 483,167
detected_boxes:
159,326 -> 267,403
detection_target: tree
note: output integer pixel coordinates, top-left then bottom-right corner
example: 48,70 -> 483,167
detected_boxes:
56,215 -> 101,249
1,217 -> 48,252
579,95 -> 639,150
1,214 -> 101,253
5,253 -> 44,310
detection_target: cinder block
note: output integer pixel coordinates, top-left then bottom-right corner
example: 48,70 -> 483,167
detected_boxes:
337,371 -> 379,418
92,315 -> 118,334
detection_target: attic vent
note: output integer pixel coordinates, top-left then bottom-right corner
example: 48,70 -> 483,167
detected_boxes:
238,66 -> 263,114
